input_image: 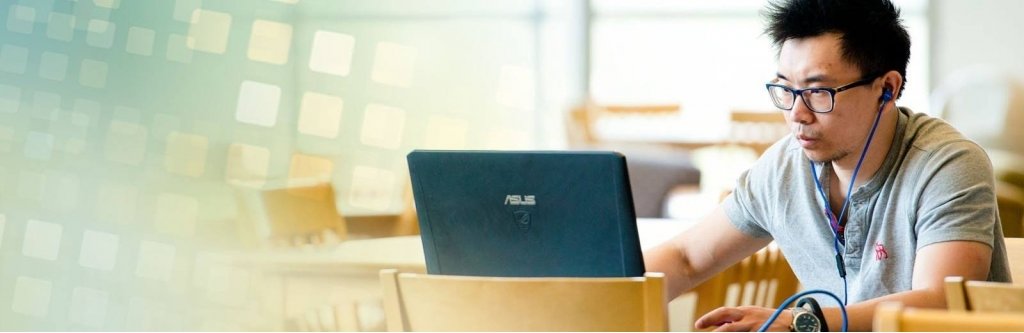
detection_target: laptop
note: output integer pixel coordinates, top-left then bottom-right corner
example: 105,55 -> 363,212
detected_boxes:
406,150 -> 645,277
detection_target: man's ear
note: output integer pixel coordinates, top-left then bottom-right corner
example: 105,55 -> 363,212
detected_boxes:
881,70 -> 904,100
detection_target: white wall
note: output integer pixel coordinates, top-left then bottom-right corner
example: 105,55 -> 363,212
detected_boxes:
931,0 -> 1024,87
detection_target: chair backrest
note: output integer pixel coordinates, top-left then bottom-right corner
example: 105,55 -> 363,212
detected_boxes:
997,180 -> 1024,238
944,276 -> 1024,312
379,269 -> 667,332
260,182 -> 347,244
567,103 -> 681,146
232,182 -> 347,247
931,65 -> 1024,156
726,110 -> 788,155
691,243 -> 799,329
874,302 -> 1024,331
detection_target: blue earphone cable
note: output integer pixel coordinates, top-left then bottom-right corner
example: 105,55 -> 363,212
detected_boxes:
757,289 -> 849,332
810,166 -> 851,305
808,95 -> 889,306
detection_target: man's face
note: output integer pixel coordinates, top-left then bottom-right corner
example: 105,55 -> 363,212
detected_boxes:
775,33 -> 883,164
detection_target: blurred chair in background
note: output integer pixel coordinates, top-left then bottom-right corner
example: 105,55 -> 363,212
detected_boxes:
932,65 -> 1024,157
233,182 -> 348,248
991,149 -> 1024,192
680,109 -> 782,212
231,180 -> 422,331
874,302 -> 1024,331
991,150 -> 1024,237
568,103 -> 682,147
932,66 -> 1024,237
724,110 -> 788,156
343,182 -> 420,238
262,182 -> 347,246
996,181 -> 1024,238
567,103 -> 702,218
625,150 -> 702,218
379,269 -> 667,332
566,103 -> 788,219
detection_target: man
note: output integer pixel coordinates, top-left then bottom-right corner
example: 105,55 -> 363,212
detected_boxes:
643,0 -> 1012,331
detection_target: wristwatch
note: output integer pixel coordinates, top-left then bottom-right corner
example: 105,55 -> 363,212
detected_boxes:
790,297 -> 829,332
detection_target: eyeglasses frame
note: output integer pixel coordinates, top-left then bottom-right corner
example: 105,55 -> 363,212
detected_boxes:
765,75 -> 880,113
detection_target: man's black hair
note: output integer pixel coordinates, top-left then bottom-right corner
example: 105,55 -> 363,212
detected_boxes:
764,0 -> 911,98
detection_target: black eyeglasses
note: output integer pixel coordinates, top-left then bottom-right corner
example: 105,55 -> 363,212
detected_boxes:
765,76 -> 878,113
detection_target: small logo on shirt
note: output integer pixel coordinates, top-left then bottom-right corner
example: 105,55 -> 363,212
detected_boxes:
875,242 -> 889,261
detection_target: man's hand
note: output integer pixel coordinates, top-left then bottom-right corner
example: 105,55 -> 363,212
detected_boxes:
695,306 -> 793,332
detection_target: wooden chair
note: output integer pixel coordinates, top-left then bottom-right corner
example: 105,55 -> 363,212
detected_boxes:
944,276 -> 1024,313
726,110 -> 788,156
1007,237 -> 1024,284
996,180 -> 1024,237
232,182 -> 348,248
690,243 -> 799,330
990,149 -> 1024,193
932,66 -> 1024,159
379,269 -> 667,331
874,302 -> 1024,331
261,182 -> 347,246
567,103 -> 681,146
343,181 -> 421,238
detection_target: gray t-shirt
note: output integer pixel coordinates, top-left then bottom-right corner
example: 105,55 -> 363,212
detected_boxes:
723,107 -> 1011,303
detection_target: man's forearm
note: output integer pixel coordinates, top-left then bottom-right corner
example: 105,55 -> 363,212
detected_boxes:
820,287 -> 945,332
644,242 -> 703,298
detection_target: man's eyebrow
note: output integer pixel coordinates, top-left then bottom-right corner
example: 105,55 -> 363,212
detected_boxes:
775,73 -> 834,85
804,75 -> 831,84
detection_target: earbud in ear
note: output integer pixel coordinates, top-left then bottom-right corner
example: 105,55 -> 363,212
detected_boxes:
881,88 -> 893,102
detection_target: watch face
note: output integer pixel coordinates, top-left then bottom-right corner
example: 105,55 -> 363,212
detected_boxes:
794,313 -> 821,332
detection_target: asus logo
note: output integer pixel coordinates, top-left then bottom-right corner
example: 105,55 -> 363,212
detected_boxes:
504,195 -> 536,206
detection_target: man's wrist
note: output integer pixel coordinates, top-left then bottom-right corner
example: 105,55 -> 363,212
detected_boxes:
782,308 -> 796,331
790,301 -> 829,331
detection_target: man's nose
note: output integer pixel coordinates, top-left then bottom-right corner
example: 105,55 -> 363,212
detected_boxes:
789,94 -> 816,124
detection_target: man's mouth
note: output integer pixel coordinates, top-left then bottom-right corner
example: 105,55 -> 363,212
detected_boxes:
797,134 -> 819,147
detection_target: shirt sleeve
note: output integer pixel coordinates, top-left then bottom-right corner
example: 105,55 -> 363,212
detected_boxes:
914,140 -> 999,250
724,167 -> 773,239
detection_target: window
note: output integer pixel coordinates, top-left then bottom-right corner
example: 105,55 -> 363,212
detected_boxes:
590,0 -> 930,113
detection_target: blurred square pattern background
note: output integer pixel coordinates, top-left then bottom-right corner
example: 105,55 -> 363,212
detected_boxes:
1,0 -> 1023,330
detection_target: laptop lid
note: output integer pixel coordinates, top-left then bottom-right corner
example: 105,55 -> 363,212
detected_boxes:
406,150 -> 645,277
